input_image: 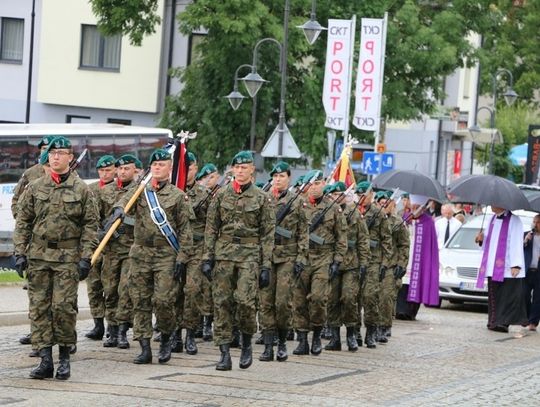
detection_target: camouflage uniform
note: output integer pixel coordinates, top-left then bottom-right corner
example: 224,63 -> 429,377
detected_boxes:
204,183 -> 275,346
13,173 -> 98,350
11,164 -> 47,218
118,181 -> 193,341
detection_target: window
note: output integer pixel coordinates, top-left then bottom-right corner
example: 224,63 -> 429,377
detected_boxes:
1,18 -> 24,62
66,114 -> 91,123
187,33 -> 206,65
80,25 -> 121,70
107,118 -> 131,125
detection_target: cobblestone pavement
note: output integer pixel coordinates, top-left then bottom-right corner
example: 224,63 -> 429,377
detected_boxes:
0,302 -> 539,406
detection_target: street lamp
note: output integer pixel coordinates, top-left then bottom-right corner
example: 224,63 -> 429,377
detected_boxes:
224,64 -> 252,110
492,68 -> 518,108
297,0 -> 327,45
469,106 -> 496,174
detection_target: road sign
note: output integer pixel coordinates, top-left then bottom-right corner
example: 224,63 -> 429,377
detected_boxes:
362,152 -> 394,175
380,153 -> 394,173
261,124 -> 302,158
376,143 -> 386,153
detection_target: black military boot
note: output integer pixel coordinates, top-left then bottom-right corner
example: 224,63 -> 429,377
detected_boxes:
239,333 -> 253,369
287,329 -> 295,341
293,331 -> 309,355
85,318 -> 104,340
377,326 -> 388,344
158,333 -> 172,364
386,327 -> 392,337
311,327 -> 323,355
356,327 -> 363,347
194,316 -> 204,338
185,329 -> 198,355
29,347 -> 54,379
276,329 -> 288,362
103,325 -> 119,347
55,346 -> 71,380
29,349 -> 39,357
19,333 -> 31,345
230,327 -> 241,348
321,324 -> 332,339
133,339 -> 152,364
117,323 -> 130,349
346,326 -> 359,352
365,325 -> 377,349
255,333 -> 264,345
69,344 -> 77,355
171,329 -> 183,353
259,331 -> 274,362
216,344 -> 232,371
324,327 -> 342,351
203,315 -> 213,341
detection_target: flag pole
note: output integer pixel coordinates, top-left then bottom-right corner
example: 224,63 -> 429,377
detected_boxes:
373,12 -> 388,150
343,15 -> 357,145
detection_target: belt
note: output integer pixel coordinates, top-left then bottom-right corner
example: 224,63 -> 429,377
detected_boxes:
220,235 -> 260,244
309,242 -> 334,250
135,237 -> 169,247
33,236 -> 79,249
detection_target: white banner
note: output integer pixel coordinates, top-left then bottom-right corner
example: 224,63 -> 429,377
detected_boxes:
353,18 -> 386,131
322,19 -> 355,131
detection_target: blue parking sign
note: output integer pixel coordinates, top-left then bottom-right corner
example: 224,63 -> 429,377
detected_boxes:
380,153 -> 395,173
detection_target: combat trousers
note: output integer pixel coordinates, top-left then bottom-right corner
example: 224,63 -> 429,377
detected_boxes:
129,253 -> 178,340
378,267 -> 395,327
102,246 -> 130,326
362,262 -> 381,326
87,255 -> 105,319
27,259 -> 78,350
200,275 -> 213,316
213,260 -> 258,346
258,261 -> 293,332
115,257 -> 133,325
183,250 -> 203,330
327,268 -> 359,327
293,254 -> 331,331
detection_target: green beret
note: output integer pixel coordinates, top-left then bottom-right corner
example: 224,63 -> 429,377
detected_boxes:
231,150 -> 253,165
38,135 -> 56,149
96,155 -> 116,169
187,151 -> 197,165
255,181 -> 266,189
294,175 -> 304,187
356,181 -> 371,193
149,148 -> 171,165
402,192 -> 410,199
304,169 -> 323,182
196,163 -> 218,180
115,154 -> 138,167
323,184 -> 333,195
270,161 -> 290,177
39,150 -> 49,165
333,181 -> 347,193
375,190 -> 392,202
134,158 -> 143,169
40,136 -> 72,165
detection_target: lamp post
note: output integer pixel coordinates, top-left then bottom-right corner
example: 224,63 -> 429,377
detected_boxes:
297,0 -> 327,45
469,106 -> 495,174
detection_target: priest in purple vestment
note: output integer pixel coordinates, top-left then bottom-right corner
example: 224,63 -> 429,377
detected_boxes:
396,195 -> 440,320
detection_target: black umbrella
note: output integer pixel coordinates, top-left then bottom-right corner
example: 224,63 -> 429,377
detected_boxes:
372,169 -> 447,202
525,192 -> 540,212
447,175 -> 530,211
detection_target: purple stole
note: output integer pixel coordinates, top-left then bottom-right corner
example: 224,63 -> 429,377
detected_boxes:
477,212 -> 511,288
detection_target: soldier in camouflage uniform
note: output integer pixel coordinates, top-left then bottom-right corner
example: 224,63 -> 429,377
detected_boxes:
258,161 -> 308,362
292,170 -> 347,356
113,149 -> 193,365
85,155 -> 116,341
13,136 -> 98,380
325,182 -> 370,352
356,181 -> 393,349
97,154 -> 141,349
202,151 -> 275,371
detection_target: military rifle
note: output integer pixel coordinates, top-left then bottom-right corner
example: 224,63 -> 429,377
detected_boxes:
392,201 -> 427,232
309,184 -> 355,235
194,172 -> 232,213
365,188 -> 401,230
69,148 -> 88,172
345,184 -> 373,222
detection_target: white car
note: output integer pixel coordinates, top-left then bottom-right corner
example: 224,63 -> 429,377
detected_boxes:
438,210 -> 535,304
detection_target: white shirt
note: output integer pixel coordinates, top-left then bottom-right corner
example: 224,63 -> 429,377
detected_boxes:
482,212 -> 525,279
435,216 -> 461,249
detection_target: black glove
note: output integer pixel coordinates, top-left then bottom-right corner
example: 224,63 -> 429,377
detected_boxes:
174,262 -> 187,283
293,262 -> 305,279
359,265 -> 367,286
378,265 -> 387,283
14,254 -> 28,279
394,265 -> 406,280
102,207 -> 125,232
78,258 -> 92,281
329,261 -> 340,281
259,267 -> 270,289
201,258 -> 214,282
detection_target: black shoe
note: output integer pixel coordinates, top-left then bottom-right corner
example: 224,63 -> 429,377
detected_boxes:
171,329 -> 183,353
203,315 -> 213,341
324,327 -> 342,351
185,329 -> 198,355
293,332 -> 309,355
103,325 -> 119,347
255,334 -> 264,345
158,333 -> 172,364
55,346 -> 71,380
133,339 -> 152,364
376,326 -> 388,343
230,327 -> 241,348
19,333 -> 31,345
69,344 -> 77,355
276,329 -> 288,362
239,333 -> 253,369
346,326 -> 358,352
365,325 -> 377,349
29,349 -> 39,357
286,329 -> 295,341
321,325 -> 332,339
105,324 -> 111,339
85,318 -> 104,340
117,323 -> 130,349
311,327 -> 323,355
259,331 -> 274,362
216,344 -> 232,371
29,347 -> 54,379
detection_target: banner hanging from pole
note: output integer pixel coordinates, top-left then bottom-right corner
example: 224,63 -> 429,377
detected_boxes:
353,18 -> 386,131
322,19 -> 355,131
